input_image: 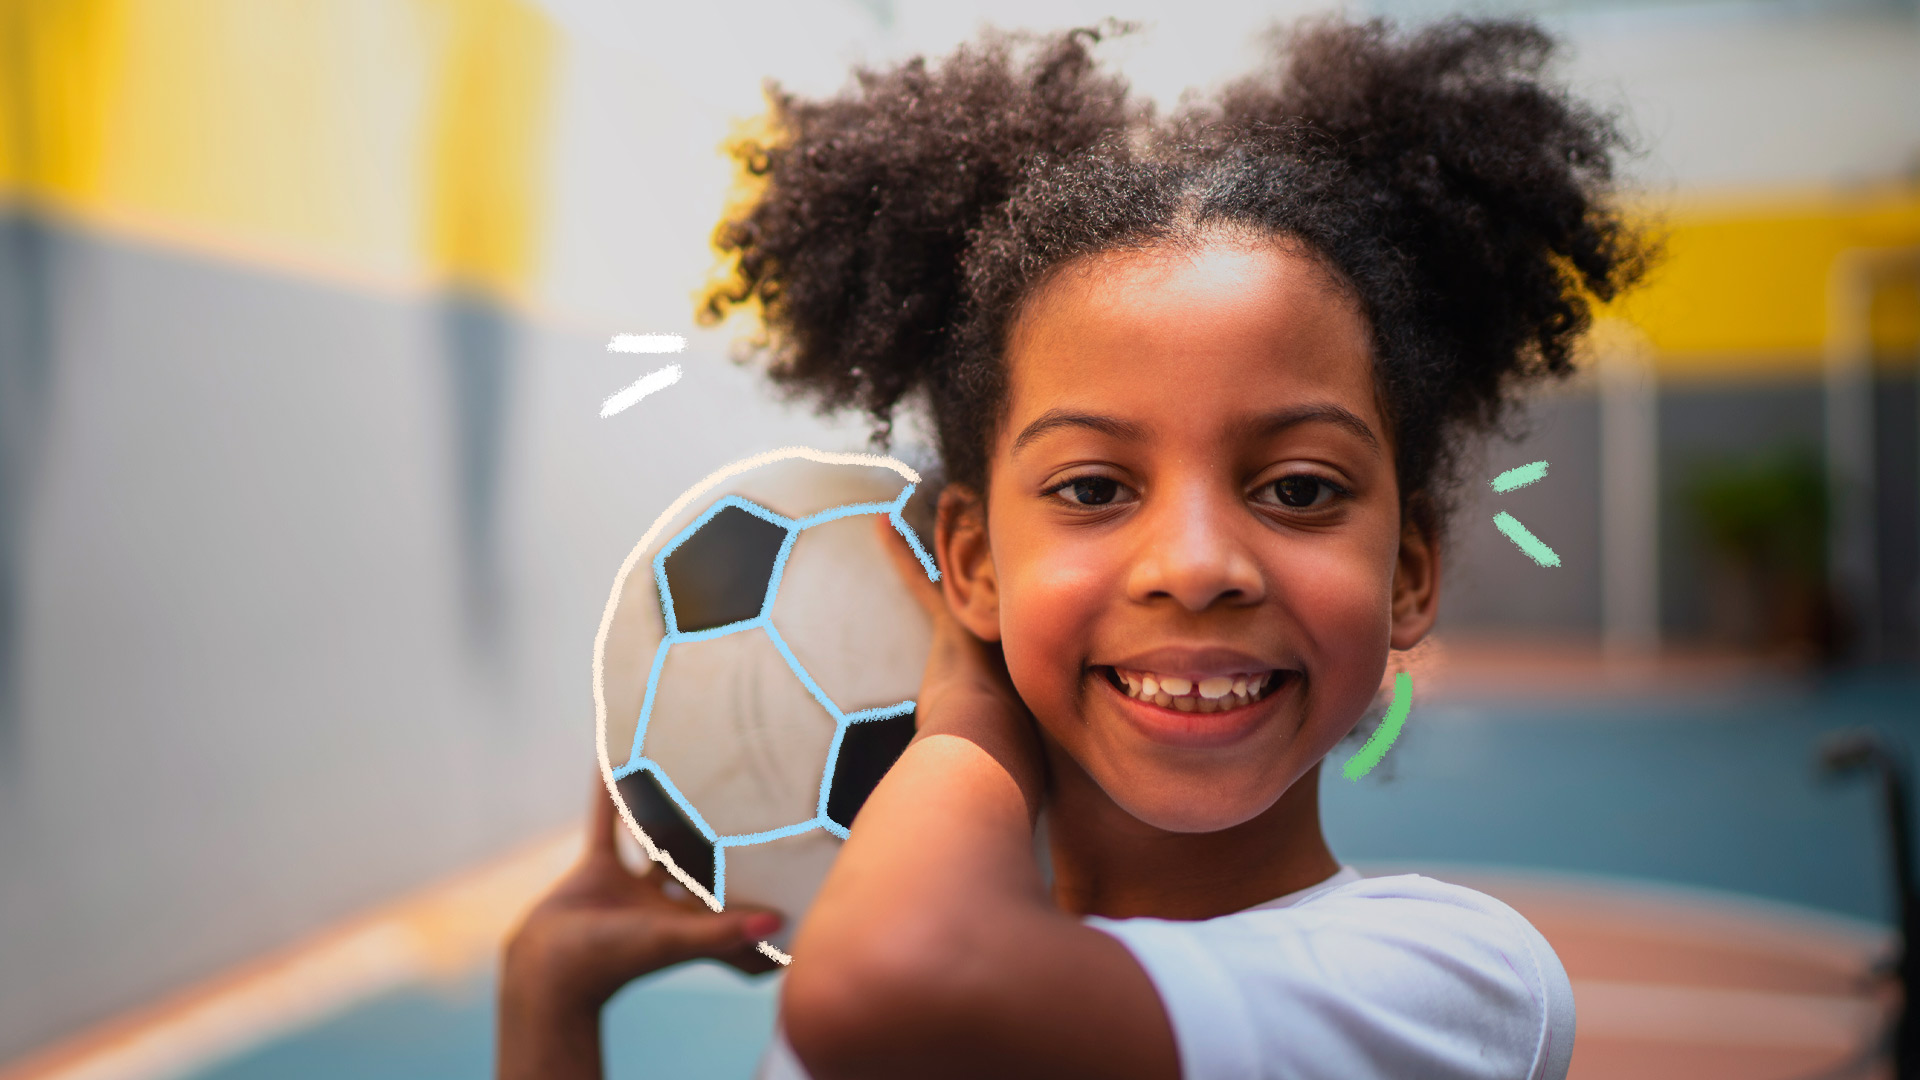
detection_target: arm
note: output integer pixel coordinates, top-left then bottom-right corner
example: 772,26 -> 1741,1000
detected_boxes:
497,782 -> 783,1080
779,513 -> 1178,1080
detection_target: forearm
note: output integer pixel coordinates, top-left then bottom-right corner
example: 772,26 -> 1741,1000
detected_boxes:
496,948 -> 605,1080
815,689 -> 1048,935
837,732 -> 1043,924
782,705 -> 1056,1073
783,715 -> 1174,1079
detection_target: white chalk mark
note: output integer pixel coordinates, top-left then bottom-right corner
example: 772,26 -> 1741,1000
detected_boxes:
757,940 -> 793,966
608,333 -> 687,354
599,365 -> 683,418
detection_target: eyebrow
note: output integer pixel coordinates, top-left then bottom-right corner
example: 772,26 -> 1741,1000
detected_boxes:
1235,404 -> 1383,456
1010,410 -> 1150,453
1009,403 -> 1382,456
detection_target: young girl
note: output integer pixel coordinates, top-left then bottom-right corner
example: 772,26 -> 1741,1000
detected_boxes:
500,17 -> 1647,1080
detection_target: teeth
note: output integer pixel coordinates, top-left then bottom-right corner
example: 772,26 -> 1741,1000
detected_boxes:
1112,667 -> 1279,712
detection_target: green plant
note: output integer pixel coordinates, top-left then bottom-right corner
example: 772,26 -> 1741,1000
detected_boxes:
1683,444 -> 1827,581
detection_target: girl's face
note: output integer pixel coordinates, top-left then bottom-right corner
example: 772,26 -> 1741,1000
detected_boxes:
946,239 -> 1438,833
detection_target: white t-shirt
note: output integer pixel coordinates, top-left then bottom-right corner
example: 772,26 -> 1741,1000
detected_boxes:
756,867 -> 1574,1079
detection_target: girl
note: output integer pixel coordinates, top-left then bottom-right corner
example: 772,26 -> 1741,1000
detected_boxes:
500,17 -> 1647,1080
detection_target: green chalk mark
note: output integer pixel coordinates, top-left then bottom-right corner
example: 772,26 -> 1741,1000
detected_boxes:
1491,460 -> 1549,493
1344,672 -> 1412,781
1493,510 -> 1561,567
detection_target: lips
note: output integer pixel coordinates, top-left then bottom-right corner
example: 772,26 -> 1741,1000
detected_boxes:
1093,650 -> 1299,750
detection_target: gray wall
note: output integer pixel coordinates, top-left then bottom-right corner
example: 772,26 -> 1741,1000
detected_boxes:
1439,390 -> 1604,637
0,219 -> 865,1060
1442,374 -> 1920,650
1656,374 -> 1918,654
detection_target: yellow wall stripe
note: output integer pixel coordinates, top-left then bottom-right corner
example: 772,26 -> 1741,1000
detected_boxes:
0,0 -> 126,204
0,0 -> 555,299
1621,186 -> 1920,378
422,0 -> 558,300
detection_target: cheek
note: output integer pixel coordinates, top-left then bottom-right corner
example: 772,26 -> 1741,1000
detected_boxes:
1277,538 -> 1398,729
992,540 -> 1112,710
1288,543 -> 1394,647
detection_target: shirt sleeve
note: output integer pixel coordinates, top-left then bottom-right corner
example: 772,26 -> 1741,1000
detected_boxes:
1085,875 -> 1575,1080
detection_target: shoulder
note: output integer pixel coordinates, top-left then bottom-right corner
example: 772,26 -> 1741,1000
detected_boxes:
1283,873 -> 1564,966
1086,874 -> 1574,1080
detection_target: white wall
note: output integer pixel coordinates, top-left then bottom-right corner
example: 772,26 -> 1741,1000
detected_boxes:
529,0 -> 1920,334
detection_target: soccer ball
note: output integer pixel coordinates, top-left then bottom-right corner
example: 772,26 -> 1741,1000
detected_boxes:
595,448 -> 937,955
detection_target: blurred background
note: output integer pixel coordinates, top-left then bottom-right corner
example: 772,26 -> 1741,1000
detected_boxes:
0,0 -> 1915,1078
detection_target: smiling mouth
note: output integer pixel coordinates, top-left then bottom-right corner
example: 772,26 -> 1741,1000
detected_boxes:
1100,666 -> 1290,713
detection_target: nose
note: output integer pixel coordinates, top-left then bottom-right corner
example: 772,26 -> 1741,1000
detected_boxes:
1125,483 -> 1266,612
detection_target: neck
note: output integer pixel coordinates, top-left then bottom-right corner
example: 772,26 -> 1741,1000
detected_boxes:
1042,746 -> 1341,921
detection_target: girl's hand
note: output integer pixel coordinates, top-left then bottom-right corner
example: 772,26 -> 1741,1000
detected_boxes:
497,781 -> 783,1080
877,516 -> 1045,814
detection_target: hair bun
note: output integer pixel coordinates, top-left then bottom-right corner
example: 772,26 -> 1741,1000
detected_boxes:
1219,18 -> 1648,395
706,28 -> 1136,438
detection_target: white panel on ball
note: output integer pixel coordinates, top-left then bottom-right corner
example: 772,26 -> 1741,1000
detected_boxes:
640,627 -> 837,838
772,515 -> 932,714
641,458 -> 910,554
600,568 -> 663,771
719,829 -> 843,951
718,458 -> 910,522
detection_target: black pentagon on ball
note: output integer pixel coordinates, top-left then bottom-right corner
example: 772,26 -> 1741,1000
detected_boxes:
616,769 -> 718,897
826,710 -> 917,830
662,504 -> 788,632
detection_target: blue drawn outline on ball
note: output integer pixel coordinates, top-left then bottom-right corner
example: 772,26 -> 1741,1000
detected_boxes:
610,480 -> 938,905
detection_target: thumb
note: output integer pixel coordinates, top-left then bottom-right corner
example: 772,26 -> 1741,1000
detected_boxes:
647,906 -> 785,965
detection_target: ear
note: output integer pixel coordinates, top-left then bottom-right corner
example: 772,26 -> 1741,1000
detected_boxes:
933,485 -> 1001,642
1389,512 -> 1440,651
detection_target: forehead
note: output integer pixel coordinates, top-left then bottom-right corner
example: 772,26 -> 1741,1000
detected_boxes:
1001,241 -> 1379,433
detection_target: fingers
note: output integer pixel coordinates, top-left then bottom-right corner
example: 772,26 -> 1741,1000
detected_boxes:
874,515 -> 946,620
585,771 -> 624,868
723,944 -> 786,976
645,906 -> 786,969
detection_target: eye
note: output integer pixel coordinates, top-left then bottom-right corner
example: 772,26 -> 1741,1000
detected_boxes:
1257,474 -> 1341,510
1049,475 -> 1133,508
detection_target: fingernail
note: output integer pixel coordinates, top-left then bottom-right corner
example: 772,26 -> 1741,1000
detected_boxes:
742,913 -> 782,939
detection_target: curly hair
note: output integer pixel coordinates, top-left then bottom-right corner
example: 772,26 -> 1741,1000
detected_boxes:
705,18 -> 1652,533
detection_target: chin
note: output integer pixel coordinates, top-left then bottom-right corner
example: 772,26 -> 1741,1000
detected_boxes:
1093,760 -> 1292,834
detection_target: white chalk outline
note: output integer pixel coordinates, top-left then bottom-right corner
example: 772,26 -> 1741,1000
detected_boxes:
593,448 -> 926,966
609,488 -> 933,902
608,333 -> 687,353
599,365 -> 682,418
